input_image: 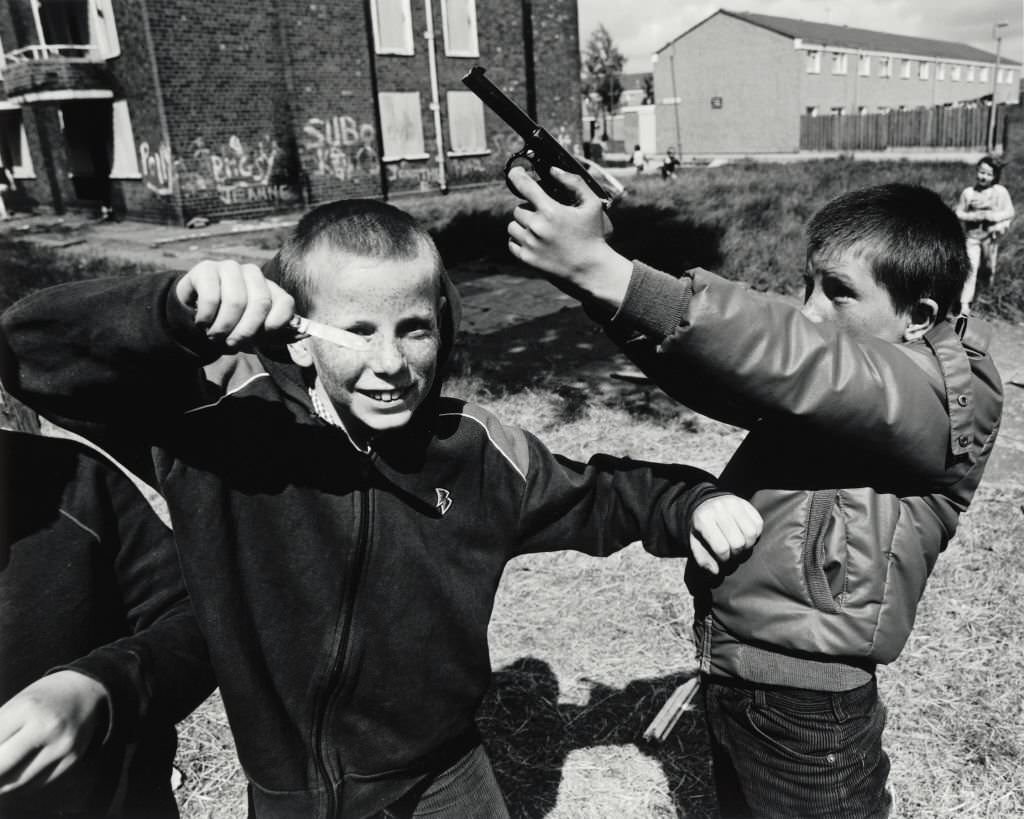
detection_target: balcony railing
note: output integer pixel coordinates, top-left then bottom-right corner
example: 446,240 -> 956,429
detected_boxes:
4,43 -> 102,66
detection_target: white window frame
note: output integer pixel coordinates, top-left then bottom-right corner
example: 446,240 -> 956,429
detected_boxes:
830,106 -> 846,116
378,91 -> 427,161
830,52 -> 847,75
879,57 -> 892,78
440,0 -> 479,58
900,59 -> 912,79
967,65 -> 976,82
918,61 -> 930,80
858,55 -> 870,76
937,63 -> 946,80
951,64 -> 961,81
0,108 -> 37,179
979,66 -> 990,83
30,0 -> 119,59
370,0 -> 414,56
90,0 -> 120,59
109,99 -> 141,179
1004,70 -> 1016,85
806,50 -> 821,74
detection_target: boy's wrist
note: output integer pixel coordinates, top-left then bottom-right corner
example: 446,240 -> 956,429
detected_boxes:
566,247 -> 632,311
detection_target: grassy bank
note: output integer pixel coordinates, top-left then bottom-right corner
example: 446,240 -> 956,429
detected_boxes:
1,156 -> 1022,817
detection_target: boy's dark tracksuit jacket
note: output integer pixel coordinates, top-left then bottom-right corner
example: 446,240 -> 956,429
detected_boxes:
0,428 -> 214,818
0,270 -> 722,819
601,263 -> 1003,690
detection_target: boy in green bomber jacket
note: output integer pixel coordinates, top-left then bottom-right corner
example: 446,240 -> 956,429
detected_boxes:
505,168 -> 1002,818
0,200 -> 762,819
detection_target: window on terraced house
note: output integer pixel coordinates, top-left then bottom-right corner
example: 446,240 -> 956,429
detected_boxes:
370,0 -> 414,55
33,0 -> 119,59
378,92 -> 426,160
441,0 -> 478,57
446,91 -> 486,154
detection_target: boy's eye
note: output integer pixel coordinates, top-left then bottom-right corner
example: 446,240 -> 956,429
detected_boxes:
822,279 -> 856,302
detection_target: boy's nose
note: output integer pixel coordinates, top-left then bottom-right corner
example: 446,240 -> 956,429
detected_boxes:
368,337 -> 405,373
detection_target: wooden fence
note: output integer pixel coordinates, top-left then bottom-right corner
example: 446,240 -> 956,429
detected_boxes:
800,103 -> 1008,152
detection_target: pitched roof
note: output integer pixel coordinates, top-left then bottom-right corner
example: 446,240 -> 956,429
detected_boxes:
672,9 -> 1019,66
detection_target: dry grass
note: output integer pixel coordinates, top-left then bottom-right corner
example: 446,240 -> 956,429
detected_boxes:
173,387 -> 1024,818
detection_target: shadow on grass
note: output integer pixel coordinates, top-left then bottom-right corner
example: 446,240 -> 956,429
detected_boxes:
478,657 -> 717,819
433,200 -> 726,279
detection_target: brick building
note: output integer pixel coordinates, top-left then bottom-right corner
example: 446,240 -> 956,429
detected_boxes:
654,9 -> 1021,155
0,0 -> 581,223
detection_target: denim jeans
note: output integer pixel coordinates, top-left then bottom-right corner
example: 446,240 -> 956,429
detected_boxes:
381,744 -> 510,819
703,676 -> 891,819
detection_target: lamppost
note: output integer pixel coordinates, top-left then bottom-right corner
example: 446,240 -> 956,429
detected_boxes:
988,21 -> 1008,153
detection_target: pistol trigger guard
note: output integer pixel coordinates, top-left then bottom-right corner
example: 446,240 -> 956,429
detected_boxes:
504,147 -> 535,198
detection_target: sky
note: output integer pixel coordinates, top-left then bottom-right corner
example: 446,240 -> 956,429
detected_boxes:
577,0 -> 1024,74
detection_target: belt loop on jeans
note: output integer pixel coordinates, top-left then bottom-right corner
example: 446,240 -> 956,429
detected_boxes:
830,691 -> 847,722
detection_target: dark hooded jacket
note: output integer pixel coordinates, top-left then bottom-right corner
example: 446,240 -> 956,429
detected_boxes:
0,428 -> 214,818
0,269 -> 721,819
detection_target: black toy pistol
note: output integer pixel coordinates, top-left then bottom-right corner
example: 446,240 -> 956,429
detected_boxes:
461,65 -> 621,207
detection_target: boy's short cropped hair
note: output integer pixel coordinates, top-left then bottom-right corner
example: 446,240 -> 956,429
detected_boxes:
806,183 -> 969,318
271,199 -> 444,314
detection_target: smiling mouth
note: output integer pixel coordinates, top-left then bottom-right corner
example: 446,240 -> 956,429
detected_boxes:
360,388 -> 410,404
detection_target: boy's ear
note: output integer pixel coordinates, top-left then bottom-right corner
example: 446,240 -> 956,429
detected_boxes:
903,298 -> 938,342
287,339 -> 314,368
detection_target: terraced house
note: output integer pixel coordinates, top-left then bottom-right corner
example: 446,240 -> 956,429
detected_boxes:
0,0 -> 580,223
653,9 -> 1020,155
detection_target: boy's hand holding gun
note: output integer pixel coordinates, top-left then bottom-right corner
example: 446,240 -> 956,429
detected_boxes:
506,165 -> 633,311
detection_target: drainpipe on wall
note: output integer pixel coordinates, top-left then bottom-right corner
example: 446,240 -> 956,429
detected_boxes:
422,0 -> 448,193
362,0 -> 389,200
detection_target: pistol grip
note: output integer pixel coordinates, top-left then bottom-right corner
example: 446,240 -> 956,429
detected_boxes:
503,148 -> 576,205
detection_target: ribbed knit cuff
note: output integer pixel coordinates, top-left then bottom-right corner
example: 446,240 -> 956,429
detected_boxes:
610,261 -> 693,340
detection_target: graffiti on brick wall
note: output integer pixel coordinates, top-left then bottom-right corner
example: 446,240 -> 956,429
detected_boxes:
301,115 -> 378,182
137,133 -> 301,207
190,134 -> 299,206
138,141 -> 174,196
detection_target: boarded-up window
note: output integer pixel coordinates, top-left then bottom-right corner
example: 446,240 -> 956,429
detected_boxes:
110,99 -> 140,178
442,0 -> 478,57
378,92 -> 425,160
446,91 -> 486,153
371,0 -> 413,55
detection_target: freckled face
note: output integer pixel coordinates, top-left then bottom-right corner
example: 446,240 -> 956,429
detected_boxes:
801,246 -> 910,342
300,242 -> 443,443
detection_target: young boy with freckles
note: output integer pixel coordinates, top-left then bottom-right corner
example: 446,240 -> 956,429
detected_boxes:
505,167 -> 1003,818
0,199 -> 762,819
